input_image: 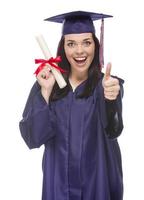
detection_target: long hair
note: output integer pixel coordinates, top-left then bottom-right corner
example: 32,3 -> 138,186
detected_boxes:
50,33 -> 101,101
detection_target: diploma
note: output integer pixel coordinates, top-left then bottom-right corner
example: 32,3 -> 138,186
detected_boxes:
35,34 -> 67,89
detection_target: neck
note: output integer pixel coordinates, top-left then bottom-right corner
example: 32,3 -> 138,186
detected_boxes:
69,71 -> 88,91
71,69 -> 88,80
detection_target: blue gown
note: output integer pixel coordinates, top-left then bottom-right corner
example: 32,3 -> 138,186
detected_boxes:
19,76 -> 124,200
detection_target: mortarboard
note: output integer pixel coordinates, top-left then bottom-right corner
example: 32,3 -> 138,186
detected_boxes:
44,10 -> 112,35
44,11 -> 113,66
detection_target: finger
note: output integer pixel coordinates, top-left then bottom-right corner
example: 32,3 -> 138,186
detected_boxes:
103,78 -> 119,87
104,62 -> 112,80
104,94 -> 117,100
37,69 -> 50,80
104,84 -> 120,92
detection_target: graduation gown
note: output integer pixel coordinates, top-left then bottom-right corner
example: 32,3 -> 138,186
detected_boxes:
19,76 -> 124,200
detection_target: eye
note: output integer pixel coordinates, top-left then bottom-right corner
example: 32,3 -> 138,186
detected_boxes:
83,40 -> 92,47
67,42 -> 76,48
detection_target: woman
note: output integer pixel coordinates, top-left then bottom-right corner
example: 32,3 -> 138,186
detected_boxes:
19,11 -> 124,200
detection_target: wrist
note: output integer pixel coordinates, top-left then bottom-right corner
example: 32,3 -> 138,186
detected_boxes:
41,87 -> 52,103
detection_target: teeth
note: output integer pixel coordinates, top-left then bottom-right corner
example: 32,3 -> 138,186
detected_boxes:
75,57 -> 86,61
76,57 -> 86,60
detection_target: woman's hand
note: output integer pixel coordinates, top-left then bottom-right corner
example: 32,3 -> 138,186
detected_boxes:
102,63 -> 120,100
36,65 -> 55,103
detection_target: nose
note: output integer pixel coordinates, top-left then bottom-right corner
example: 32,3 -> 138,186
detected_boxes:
75,44 -> 84,54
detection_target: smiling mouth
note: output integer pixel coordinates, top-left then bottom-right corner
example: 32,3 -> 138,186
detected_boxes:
74,57 -> 87,65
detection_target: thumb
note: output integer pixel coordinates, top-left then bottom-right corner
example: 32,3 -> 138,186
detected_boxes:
104,62 -> 112,80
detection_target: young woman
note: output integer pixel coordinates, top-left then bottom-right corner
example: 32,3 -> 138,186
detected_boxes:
19,11 -> 124,200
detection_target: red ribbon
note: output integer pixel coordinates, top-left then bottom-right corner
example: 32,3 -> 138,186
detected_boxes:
34,56 -> 66,76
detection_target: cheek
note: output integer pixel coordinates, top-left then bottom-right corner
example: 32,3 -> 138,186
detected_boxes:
88,48 -> 95,61
64,47 -> 73,61
91,46 -> 95,56
87,43 -> 95,55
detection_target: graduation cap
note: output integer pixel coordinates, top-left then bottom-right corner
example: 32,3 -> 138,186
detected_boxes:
44,11 -> 113,67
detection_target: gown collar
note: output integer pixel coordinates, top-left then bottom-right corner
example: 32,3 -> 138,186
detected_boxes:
68,79 -> 87,93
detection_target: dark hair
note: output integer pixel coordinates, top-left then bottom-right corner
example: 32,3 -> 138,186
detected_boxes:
50,33 -> 101,101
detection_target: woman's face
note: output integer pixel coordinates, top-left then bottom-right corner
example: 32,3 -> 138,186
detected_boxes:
64,33 -> 95,75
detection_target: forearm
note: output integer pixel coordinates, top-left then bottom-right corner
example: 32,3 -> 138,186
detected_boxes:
41,87 -> 52,104
19,105 -> 55,149
19,82 -> 55,149
105,84 -> 124,139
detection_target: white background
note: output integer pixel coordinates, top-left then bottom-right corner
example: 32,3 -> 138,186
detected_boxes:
0,0 -> 144,199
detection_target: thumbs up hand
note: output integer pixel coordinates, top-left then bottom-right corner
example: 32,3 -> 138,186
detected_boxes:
102,63 -> 120,100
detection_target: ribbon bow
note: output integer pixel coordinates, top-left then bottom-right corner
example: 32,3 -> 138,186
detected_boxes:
34,56 -> 66,76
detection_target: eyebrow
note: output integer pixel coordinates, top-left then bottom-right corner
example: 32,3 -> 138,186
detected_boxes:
83,38 -> 92,41
66,38 -> 92,42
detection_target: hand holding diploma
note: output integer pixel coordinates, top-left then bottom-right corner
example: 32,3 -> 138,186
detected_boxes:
102,63 -> 120,100
35,34 -> 67,89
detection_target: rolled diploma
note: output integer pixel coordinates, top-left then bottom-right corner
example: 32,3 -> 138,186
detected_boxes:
35,34 -> 67,88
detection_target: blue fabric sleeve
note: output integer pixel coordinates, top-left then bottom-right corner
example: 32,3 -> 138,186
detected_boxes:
19,82 -> 56,149
99,77 -> 124,139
